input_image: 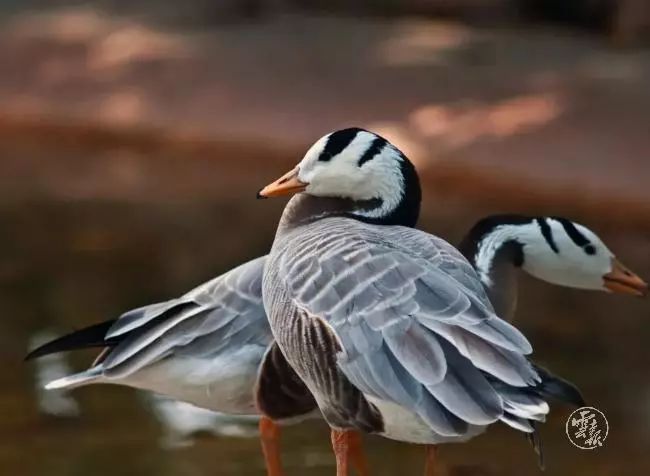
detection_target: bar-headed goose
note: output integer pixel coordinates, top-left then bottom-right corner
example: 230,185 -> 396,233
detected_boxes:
257,127 -> 591,475
459,214 -> 647,320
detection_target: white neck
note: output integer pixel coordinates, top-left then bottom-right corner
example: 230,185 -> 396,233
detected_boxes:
467,222 -> 543,321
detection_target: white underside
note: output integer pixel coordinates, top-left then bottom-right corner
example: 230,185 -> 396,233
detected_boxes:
48,347 -> 487,442
122,349 -> 262,414
366,396 -> 486,445
52,345 -> 267,415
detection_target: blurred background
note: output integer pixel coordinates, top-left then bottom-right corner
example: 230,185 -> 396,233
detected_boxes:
1,1 -> 649,475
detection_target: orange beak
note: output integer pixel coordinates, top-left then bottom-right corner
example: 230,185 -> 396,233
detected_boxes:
257,167 -> 308,198
603,258 -> 648,297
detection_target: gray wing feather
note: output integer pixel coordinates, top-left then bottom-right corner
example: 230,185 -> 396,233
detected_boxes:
425,339 -> 503,425
501,413 -> 535,432
279,222 -> 538,431
382,320 -> 446,386
106,300 -> 178,339
418,319 -> 537,386
104,305 -> 209,368
415,390 -> 470,436
336,319 -> 421,406
102,257 -> 271,378
331,337 -> 469,438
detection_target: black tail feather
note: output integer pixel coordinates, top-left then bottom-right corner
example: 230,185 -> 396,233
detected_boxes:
525,421 -> 545,470
25,319 -> 118,361
533,364 -> 585,407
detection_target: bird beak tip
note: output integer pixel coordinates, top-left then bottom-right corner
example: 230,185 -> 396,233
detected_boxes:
603,258 -> 648,297
257,167 -> 307,198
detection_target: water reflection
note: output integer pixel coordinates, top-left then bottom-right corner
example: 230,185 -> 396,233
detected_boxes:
30,330 -> 81,418
142,393 -> 259,449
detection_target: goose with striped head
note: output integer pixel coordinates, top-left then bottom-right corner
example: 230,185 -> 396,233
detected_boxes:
460,215 -> 647,321
258,128 -> 590,475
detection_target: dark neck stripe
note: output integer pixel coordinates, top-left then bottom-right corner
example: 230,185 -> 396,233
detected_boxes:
358,136 -> 386,166
381,153 -> 420,227
318,127 -> 364,162
340,154 -> 420,227
536,218 -> 559,253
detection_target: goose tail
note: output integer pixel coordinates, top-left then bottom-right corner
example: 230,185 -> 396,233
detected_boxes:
533,364 -> 585,407
25,320 -> 117,361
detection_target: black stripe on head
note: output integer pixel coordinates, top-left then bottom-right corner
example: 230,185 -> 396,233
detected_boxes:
318,127 -> 365,162
553,217 -> 596,255
536,218 -> 559,253
357,136 -> 386,167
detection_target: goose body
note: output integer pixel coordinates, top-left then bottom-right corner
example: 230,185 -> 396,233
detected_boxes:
263,203 -> 551,444
257,127 -> 598,471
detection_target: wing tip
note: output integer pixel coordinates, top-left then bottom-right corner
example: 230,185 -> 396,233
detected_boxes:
44,369 -> 101,390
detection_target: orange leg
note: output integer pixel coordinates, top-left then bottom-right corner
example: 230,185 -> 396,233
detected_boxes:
424,445 -> 437,476
331,429 -> 350,476
259,416 -> 284,476
348,431 -> 369,476
331,429 -> 369,476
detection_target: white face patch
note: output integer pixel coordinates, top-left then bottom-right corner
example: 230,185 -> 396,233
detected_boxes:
296,130 -> 406,219
475,218 -> 615,291
522,219 -> 614,290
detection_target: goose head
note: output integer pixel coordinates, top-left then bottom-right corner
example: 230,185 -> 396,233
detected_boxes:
464,215 -> 647,296
258,128 -> 421,227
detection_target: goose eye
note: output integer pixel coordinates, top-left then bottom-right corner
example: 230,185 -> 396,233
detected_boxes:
584,244 -> 596,255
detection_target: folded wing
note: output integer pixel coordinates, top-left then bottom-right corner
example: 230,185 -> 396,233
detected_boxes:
279,224 -> 542,436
